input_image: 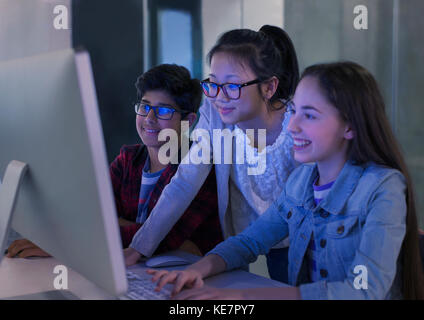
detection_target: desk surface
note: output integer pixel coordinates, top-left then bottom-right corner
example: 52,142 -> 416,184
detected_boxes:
0,255 -> 287,299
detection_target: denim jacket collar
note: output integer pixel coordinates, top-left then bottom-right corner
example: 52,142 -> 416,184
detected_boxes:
287,161 -> 366,215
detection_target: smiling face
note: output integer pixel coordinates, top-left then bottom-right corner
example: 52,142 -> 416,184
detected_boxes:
288,76 -> 354,170
136,90 -> 184,150
208,52 -> 268,127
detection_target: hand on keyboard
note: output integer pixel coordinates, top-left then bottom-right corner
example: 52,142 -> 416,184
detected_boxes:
123,270 -> 172,300
146,268 -> 204,297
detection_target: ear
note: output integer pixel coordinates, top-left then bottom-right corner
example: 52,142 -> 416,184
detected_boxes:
261,76 -> 279,100
343,124 -> 355,140
184,112 -> 197,127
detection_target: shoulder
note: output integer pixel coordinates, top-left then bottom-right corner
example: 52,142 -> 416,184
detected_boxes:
118,144 -> 143,155
359,162 -> 406,191
356,162 -> 407,201
111,144 -> 144,167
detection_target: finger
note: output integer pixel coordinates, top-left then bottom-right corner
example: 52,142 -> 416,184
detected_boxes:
156,271 -> 179,291
18,247 -> 49,258
192,277 -> 204,289
149,270 -> 170,282
172,273 -> 192,296
6,239 -> 25,256
7,241 -> 35,258
145,269 -> 162,279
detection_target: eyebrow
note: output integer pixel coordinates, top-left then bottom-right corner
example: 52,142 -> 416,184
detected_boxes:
141,99 -> 174,108
292,102 -> 322,114
208,73 -> 242,81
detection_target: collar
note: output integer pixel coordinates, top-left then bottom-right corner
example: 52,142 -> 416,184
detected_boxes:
287,161 -> 365,215
315,161 -> 365,214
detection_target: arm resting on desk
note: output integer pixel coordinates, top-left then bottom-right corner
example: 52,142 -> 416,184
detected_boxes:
147,251 -> 302,300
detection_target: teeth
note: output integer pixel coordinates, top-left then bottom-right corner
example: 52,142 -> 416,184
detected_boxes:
145,129 -> 159,133
294,140 -> 311,147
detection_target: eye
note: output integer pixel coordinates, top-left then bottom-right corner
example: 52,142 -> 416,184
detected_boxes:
157,107 -> 174,116
304,113 -> 316,120
142,104 -> 151,112
225,83 -> 240,91
208,82 -> 218,90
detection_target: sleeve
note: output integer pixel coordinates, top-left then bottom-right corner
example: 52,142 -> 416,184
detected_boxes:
129,101 -> 214,256
207,199 -> 289,271
300,172 -> 407,300
110,146 -> 142,248
153,168 -> 221,255
109,148 -> 125,220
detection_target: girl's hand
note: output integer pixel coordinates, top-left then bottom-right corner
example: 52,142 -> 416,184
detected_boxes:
146,269 -> 204,297
6,239 -> 50,258
172,286 -> 245,300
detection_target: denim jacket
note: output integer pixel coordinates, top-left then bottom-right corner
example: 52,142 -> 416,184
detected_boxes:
209,161 -> 407,299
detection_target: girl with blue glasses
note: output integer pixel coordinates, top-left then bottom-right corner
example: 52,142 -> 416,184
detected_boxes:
125,25 -> 300,284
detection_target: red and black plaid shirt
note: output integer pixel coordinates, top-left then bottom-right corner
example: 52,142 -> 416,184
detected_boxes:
110,144 -> 223,255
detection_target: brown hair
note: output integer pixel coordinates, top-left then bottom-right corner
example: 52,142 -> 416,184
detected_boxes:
301,61 -> 424,299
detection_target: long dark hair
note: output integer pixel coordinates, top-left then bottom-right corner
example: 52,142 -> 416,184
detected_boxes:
301,61 -> 424,299
207,25 -> 299,109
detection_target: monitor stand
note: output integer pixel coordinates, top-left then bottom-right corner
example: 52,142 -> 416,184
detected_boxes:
0,161 -> 82,300
0,160 -> 28,263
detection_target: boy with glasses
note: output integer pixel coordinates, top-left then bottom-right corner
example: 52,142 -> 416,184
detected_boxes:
6,64 -> 223,259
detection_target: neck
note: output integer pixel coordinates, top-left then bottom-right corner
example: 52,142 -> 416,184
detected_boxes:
316,153 -> 348,186
237,104 -> 284,149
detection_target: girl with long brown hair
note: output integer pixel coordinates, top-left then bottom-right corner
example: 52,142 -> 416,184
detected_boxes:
147,61 -> 424,300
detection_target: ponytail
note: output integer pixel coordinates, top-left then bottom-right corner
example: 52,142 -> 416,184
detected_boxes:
259,25 -> 299,99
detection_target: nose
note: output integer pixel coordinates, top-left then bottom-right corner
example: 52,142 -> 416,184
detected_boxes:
145,109 -> 157,123
287,113 -> 300,135
215,86 -> 230,102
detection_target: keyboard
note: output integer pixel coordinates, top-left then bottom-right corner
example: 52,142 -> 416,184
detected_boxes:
120,270 -> 172,300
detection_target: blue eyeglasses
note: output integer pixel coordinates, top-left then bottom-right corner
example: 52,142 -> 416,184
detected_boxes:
134,103 -> 189,120
200,78 -> 263,100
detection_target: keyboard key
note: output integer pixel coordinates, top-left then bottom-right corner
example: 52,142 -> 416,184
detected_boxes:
121,270 -> 172,300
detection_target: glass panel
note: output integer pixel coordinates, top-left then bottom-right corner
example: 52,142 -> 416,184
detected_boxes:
158,9 -> 193,75
397,0 -> 424,228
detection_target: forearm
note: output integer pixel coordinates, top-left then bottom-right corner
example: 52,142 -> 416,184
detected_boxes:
186,254 -> 227,279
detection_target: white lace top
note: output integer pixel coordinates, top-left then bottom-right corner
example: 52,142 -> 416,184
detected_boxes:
229,113 -> 297,248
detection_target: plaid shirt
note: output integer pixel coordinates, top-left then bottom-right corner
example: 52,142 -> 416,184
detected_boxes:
110,144 -> 223,255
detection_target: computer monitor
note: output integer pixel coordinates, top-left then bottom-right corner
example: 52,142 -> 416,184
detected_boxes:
0,49 -> 127,296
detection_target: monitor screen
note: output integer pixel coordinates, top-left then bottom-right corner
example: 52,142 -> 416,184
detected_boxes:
0,49 -> 127,296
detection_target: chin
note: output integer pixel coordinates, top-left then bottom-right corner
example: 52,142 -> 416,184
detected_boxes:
220,111 -> 245,125
140,136 -> 159,147
293,153 -> 313,164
